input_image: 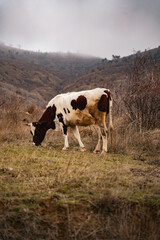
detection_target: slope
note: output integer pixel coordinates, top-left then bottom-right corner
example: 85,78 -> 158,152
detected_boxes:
0,54 -> 63,106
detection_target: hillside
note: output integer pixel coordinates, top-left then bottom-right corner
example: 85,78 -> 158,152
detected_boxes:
63,57 -> 129,92
0,44 -> 160,240
0,43 -> 160,106
0,56 -> 63,106
0,44 -> 100,82
64,47 -> 160,93
0,44 -> 101,106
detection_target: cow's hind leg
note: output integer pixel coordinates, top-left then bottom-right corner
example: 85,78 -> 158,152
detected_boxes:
100,125 -> 108,153
71,126 -> 86,152
98,122 -> 108,154
93,126 -> 102,153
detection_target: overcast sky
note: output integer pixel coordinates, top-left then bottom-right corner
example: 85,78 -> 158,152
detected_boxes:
0,0 -> 160,58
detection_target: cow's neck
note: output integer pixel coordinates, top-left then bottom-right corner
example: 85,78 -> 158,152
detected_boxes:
39,105 -> 56,123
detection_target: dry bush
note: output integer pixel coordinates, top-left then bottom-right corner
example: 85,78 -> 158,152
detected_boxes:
112,53 -> 160,155
123,53 -> 160,131
112,114 -> 160,155
0,94 -> 42,142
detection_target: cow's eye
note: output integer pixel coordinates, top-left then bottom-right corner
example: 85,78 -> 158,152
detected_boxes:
30,130 -> 33,136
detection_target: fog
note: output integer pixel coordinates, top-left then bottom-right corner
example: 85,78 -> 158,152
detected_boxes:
0,0 -> 160,58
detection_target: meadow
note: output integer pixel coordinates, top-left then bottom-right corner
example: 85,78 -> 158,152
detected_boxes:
0,97 -> 160,239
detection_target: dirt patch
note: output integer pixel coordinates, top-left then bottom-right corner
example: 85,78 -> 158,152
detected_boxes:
0,197 -> 160,240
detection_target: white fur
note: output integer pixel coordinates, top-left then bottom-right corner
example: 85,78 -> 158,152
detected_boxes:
30,123 -> 36,136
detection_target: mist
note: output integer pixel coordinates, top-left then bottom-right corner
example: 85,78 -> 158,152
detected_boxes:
0,0 -> 160,58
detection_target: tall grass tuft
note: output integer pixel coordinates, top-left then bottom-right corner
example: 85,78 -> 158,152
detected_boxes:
0,94 -> 42,142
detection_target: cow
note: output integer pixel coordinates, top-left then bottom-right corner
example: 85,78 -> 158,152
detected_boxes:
27,88 -> 113,153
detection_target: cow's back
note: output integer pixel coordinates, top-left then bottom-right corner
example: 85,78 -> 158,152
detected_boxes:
47,88 -> 110,126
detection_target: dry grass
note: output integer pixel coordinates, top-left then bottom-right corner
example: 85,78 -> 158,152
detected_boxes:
1,141 -> 160,202
0,142 -> 160,240
0,95 -> 42,142
0,96 -> 160,239
113,115 -> 160,155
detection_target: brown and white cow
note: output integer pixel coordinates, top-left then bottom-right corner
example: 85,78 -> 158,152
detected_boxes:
27,88 -> 113,153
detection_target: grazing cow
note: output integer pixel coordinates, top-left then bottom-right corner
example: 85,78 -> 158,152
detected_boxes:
27,88 -> 113,153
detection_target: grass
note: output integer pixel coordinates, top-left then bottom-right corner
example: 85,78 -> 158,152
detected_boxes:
0,141 -> 160,239
0,99 -> 159,239
0,142 -> 159,205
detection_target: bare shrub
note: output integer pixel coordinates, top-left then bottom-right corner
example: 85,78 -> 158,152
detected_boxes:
112,53 -> 160,155
0,94 -> 42,142
123,53 -> 160,131
26,104 -> 36,114
112,114 -> 160,155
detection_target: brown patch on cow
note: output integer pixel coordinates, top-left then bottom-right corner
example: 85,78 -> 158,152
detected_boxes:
71,95 -> 87,111
98,94 -> 108,112
77,95 -> 87,110
71,99 -> 77,110
104,90 -> 112,114
31,105 -> 57,146
39,105 -> 56,123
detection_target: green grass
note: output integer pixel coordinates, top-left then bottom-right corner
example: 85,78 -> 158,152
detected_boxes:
0,142 -> 159,207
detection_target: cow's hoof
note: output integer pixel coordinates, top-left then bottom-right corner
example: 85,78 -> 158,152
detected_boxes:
101,150 -> 108,154
93,149 -> 100,154
62,147 -> 69,151
80,147 -> 86,152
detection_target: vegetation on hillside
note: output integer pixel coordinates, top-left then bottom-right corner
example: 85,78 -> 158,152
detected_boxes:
0,43 -> 100,88
123,53 -> 160,130
0,85 -> 159,239
1,43 -> 160,106
0,44 -> 160,239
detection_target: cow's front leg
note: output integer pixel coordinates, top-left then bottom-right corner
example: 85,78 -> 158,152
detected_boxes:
57,114 -> 69,151
62,134 -> 69,151
61,124 -> 69,151
71,126 -> 86,152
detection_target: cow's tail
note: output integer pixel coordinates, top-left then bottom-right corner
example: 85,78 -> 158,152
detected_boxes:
109,94 -> 114,152
106,90 -> 114,152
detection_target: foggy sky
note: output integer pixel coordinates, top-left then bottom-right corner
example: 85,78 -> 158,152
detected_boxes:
0,0 -> 160,58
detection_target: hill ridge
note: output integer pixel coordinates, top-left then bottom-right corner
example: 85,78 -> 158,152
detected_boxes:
0,43 -> 160,106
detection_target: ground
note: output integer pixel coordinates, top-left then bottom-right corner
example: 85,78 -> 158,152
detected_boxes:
0,141 -> 160,239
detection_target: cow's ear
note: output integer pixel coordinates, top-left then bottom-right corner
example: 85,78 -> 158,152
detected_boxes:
51,121 -> 56,130
40,122 -> 47,128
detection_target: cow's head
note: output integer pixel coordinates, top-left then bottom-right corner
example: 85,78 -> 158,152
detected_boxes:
27,105 -> 56,146
28,120 -> 55,146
